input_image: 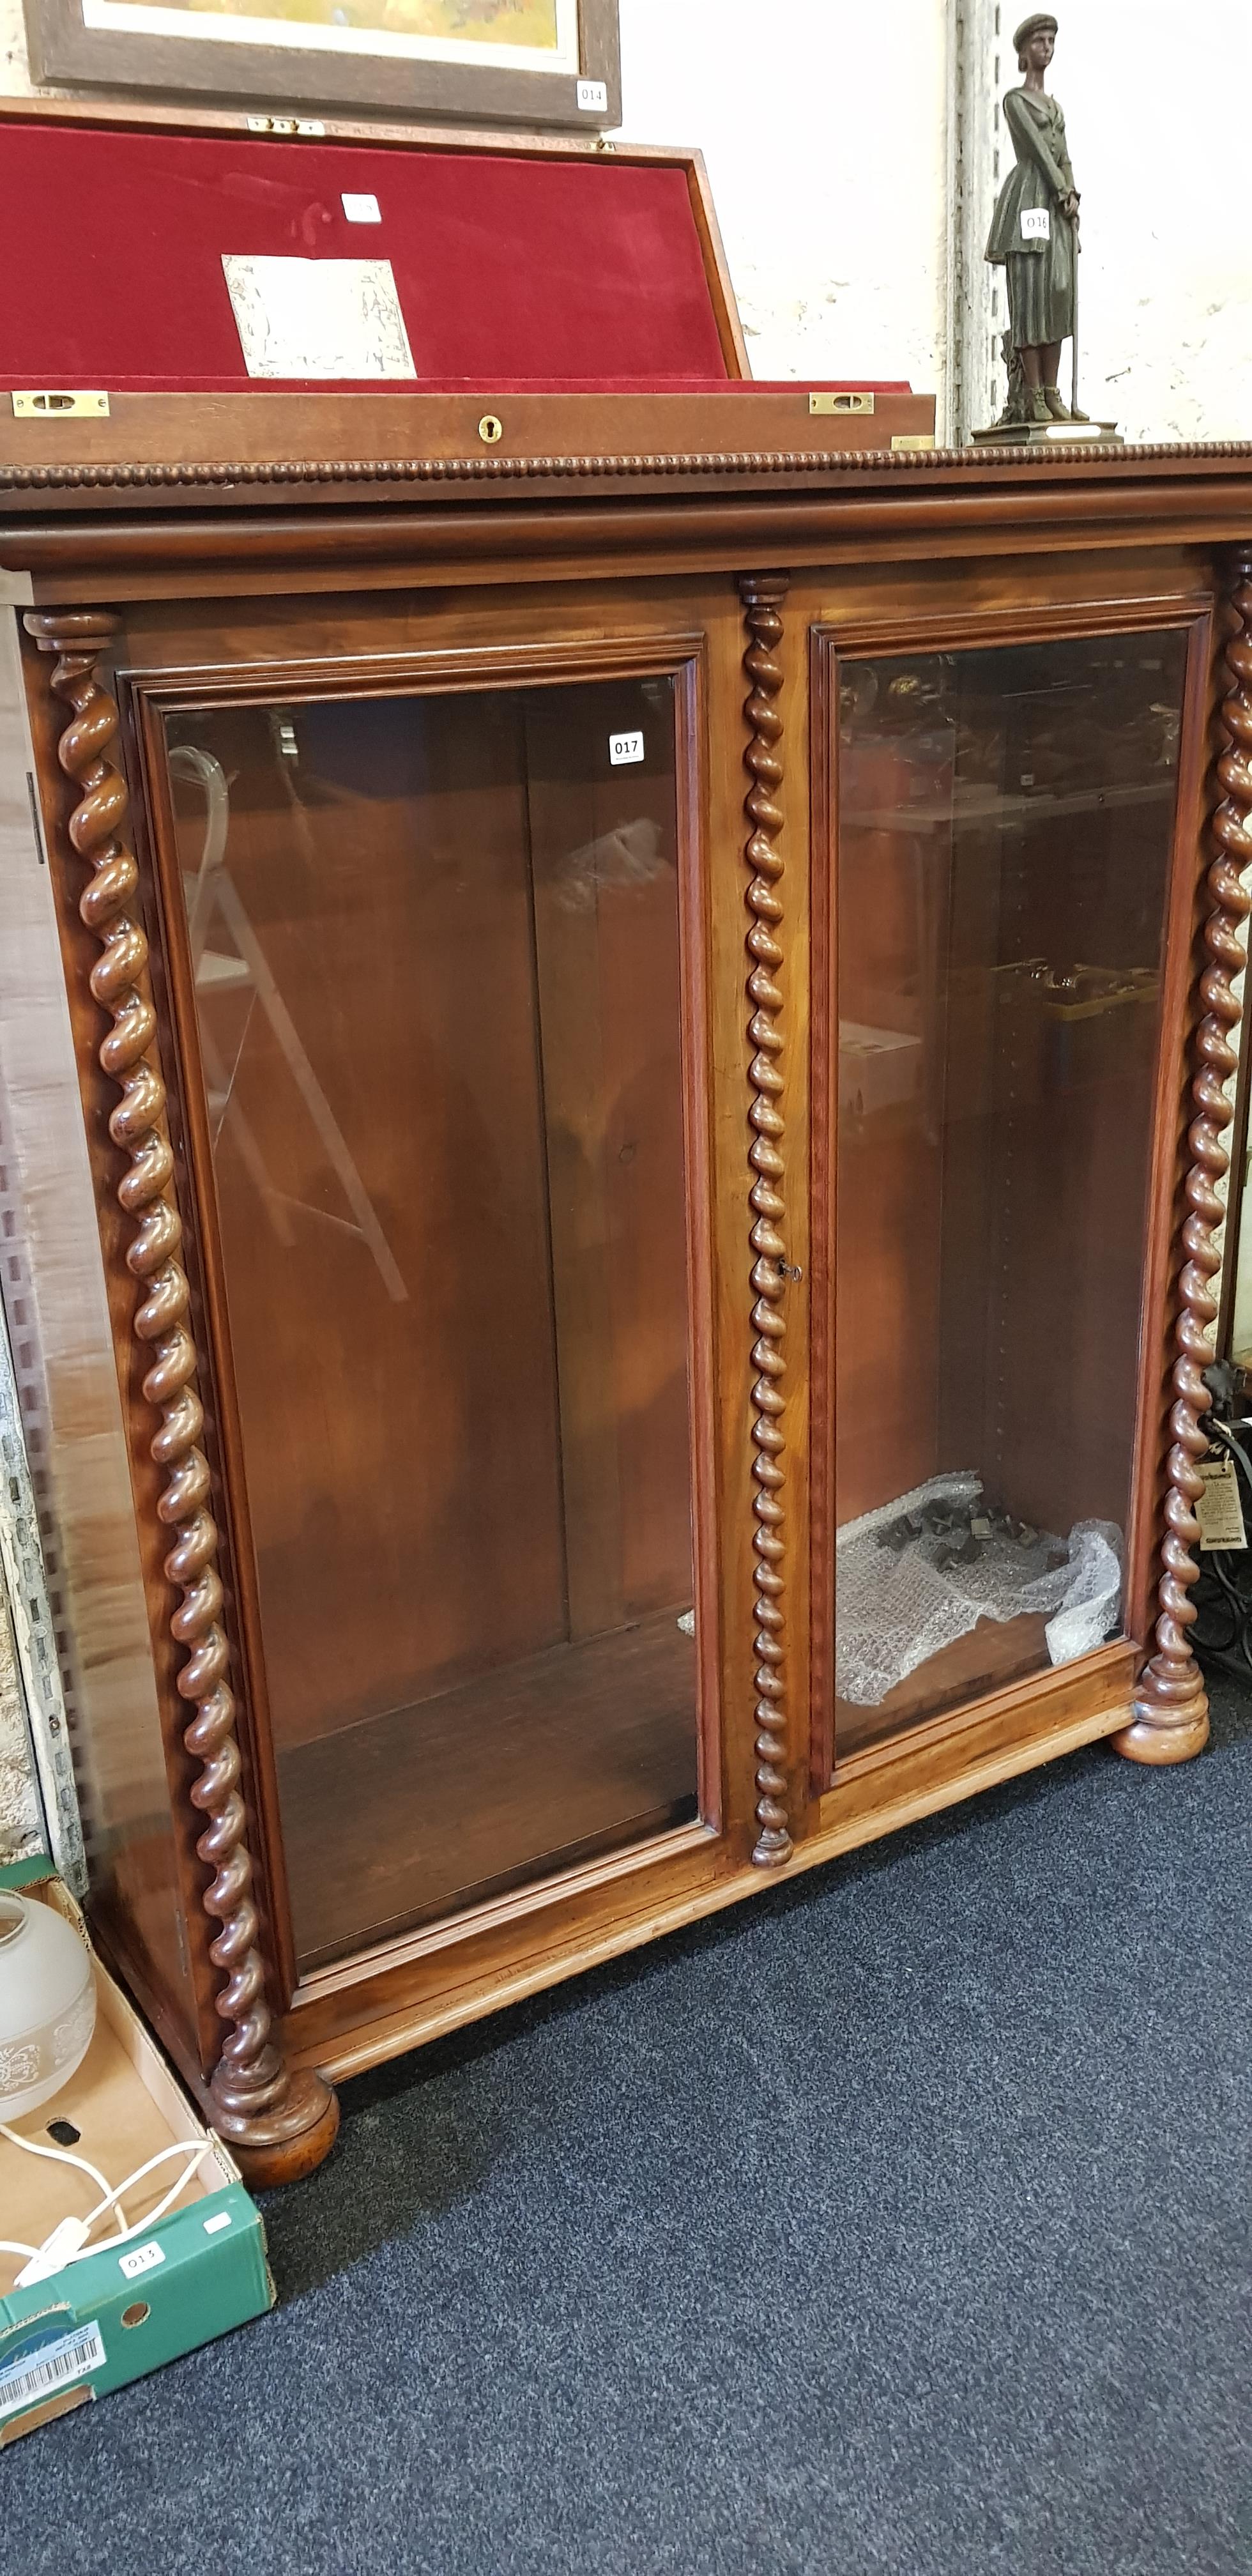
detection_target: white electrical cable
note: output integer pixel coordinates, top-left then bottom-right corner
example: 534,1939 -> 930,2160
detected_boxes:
69,2140 -> 219,2254
0,2122 -> 127,2239
0,2131 -> 221,2286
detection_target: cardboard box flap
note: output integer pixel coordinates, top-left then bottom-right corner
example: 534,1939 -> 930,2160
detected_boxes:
0,1878 -> 273,2446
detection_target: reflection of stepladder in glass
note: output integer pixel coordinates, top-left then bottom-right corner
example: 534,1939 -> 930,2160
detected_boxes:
169,743 -> 408,1302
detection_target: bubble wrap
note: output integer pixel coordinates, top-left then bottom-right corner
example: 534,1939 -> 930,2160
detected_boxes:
836,1470 -> 1122,1706
0,1592 -> 40,1866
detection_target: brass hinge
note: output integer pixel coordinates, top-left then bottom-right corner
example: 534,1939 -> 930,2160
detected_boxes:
245,114 -> 325,134
11,391 -> 110,419
809,390 -> 876,416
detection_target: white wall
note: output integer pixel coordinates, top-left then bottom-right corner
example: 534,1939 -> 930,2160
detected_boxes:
1009,1 -> 1252,442
2,0 -> 1250,441
0,0 -> 47,94
878,0 -> 1252,447
617,0 -> 950,400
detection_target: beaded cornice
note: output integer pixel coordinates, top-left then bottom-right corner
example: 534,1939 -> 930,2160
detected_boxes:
3,440 -> 1252,494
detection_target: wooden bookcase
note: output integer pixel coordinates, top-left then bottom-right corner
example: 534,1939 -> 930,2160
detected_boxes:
0,102 -> 1244,2181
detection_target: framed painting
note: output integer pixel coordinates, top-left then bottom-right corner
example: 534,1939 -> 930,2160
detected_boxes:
20,0 -> 621,128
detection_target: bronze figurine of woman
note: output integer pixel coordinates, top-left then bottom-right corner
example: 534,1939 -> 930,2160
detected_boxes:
986,13 -> 1086,425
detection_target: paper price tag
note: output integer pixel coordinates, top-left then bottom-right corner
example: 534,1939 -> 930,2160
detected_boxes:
1196,1454 -> 1247,1551
342,194 -> 381,225
1020,208 -> 1051,241
119,2239 -> 165,2280
222,256 -> 416,381
609,731 -> 645,766
577,78 -> 608,111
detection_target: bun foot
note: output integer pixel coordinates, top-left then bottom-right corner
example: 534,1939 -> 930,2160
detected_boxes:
1112,1696 -> 1210,1767
211,2067 -> 340,2188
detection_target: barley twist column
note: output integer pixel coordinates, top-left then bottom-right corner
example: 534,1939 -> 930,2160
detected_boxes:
740,573 -> 795,1865
25,609 -> 339,2176
1115,549 -> 1252,1764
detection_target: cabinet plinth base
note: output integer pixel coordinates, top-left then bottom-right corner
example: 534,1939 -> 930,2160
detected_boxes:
211,2070 -> 340,2188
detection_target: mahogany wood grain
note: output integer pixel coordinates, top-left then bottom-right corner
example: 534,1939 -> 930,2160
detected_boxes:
935,644 -> 1184,1545
0,393 -> 940,482
1122,607 -> 1225,1653
7,490 -> 1244,2155
1116,549 -> 1252,1761
280,1606 -> 698,1964
683,151 -> 751,379
832,803 -> 947,1521
21,607 -> 338,2177
4,620 -> 199,2041
523,685 -> 693,1635
0,92 -> 651,153
125,691 -> 300,2011
701,586 -> 764,1855
0,455 -> 1247,523
4,475 -> 1252,630
116,627 -> 712,1979
808,584 -> 1219,1790
159,694 -> 572,1754
284,1643 -> 1136,2083
739,573 -> 794,1867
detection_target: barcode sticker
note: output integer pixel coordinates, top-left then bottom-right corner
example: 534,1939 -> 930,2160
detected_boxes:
0,2322 -> 106,2425
1196,1455 -> 1247,1551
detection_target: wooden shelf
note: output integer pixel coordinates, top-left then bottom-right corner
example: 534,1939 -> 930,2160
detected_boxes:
835,1613 -> 1053,1761
279,1605 -> 699,1967
841,776 -> 1177,833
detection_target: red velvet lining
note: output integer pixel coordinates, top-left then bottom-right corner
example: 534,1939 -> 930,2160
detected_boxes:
2,124 -> 737,387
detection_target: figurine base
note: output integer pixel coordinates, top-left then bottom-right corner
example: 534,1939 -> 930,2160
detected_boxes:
970,418 -> 1124,448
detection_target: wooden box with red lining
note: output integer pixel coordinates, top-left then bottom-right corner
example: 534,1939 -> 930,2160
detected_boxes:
0,95 -> 935,494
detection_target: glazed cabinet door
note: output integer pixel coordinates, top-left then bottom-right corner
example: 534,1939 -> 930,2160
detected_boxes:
141,641 -> 720,1973
148,666 -> 705,1969
810,594 -> 1216,1788
19,583 -> 762,2148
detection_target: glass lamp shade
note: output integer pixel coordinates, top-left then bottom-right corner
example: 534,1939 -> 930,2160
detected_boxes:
0,1891 -> 96,2120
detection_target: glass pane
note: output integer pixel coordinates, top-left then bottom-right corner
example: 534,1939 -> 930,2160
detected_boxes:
163,677 -> 697,1965
833,628 -> 1187,1762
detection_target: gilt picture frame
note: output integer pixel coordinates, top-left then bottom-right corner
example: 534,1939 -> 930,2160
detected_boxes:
20,0 -> 620,130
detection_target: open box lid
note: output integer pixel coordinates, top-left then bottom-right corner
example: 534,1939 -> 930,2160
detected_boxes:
0,95 -> 910,400
0,96 -> 752,392
0,1869 -> 273,2445
0,96 -> 935,498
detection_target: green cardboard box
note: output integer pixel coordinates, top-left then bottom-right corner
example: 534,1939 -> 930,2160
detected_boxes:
0,1860 -> 274,2443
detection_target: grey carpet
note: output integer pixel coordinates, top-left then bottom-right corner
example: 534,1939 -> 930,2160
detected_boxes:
4,1681 -> 1249,2576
